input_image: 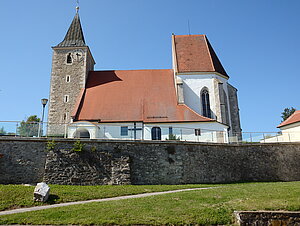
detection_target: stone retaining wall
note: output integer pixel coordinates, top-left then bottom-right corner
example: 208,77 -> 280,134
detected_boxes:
234,211 -> 300,225
0,138 -> 300,185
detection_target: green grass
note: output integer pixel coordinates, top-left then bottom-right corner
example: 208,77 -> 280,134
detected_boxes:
0,182 -> 299,225
0,184 -> 212,211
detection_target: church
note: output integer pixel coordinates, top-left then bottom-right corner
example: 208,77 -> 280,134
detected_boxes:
47,9 -> 242,143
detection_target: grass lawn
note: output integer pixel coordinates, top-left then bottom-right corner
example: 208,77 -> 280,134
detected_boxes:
0,184 -> 213,211
0,182 -> 299,225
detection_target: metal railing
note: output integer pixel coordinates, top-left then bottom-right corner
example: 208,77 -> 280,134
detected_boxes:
0,121 -> 299,143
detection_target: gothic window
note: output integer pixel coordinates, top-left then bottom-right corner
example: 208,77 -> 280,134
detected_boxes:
201,88 -> 211,118
67,53 -> 72,64
64,95 -> 69,103
66,75 -> 70,83
120,126 -> 128,136
151,127 -> 161,140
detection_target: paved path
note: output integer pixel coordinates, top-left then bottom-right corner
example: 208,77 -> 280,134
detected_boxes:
0,187 -> 215,216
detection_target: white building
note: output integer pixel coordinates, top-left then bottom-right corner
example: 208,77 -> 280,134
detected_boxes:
262,110 -> 300,143
48,10 -> 242,143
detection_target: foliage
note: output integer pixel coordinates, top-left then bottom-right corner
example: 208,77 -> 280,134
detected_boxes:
0,127 -> 6,135
46,140 -> 56,152
0,182 -> 299,225
17,115 -> 40,137
281,107 -> 296,122
72,140 -> 84,152
166,134 -> 180,140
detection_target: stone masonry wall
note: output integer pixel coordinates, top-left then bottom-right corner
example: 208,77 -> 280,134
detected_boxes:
0,138 -> 47,184
1,137 -> 300,185
228,84 -> 242,140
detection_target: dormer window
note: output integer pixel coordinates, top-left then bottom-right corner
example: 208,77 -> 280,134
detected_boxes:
67,53 -> 72,64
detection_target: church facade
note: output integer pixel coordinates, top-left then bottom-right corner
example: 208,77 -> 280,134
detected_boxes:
47,11 -> 241,142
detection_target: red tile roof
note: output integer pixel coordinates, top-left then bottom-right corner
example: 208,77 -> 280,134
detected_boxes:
278,110 -> 300,128
173,35 -> 229,77
72,69 -> 213,123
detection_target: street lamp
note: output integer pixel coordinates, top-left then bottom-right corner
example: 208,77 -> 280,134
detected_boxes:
38,98 -> 48,137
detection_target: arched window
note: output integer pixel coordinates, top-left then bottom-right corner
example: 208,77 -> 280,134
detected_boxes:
201,88 -> 211,118
74,128 -> 90,138
67,53 -> 72,64
151,127 -> 161,140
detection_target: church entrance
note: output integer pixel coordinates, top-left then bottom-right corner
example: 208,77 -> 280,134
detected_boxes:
74,128 -> 90,138
151,127 -> 161,140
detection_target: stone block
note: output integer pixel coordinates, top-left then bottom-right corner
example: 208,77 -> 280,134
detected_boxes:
33,182 -> 50,202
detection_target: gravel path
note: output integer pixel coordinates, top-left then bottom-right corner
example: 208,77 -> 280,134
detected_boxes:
0,187 -> 214,216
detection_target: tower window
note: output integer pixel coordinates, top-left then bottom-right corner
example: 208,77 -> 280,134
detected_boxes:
67,53 -> 72,64
63,113 -> 68,121
201,88 -> 212,118
64,95 -> 69,103
66,75 -> 70,83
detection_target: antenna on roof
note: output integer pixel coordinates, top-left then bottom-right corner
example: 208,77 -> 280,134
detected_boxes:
76,0 -> 80,13
188,20 -> 191,35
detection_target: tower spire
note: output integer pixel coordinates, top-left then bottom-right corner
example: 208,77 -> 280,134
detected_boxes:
55,4 -> 86,47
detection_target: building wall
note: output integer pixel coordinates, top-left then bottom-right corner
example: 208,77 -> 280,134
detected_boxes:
177,73 -> 230,122
68,122 -> 228,143
227,84 -> 242,139
263,122 -> 300,143
1,138 -> 300,185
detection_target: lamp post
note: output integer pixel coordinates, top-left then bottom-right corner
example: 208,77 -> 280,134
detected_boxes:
38,98 -> 48,137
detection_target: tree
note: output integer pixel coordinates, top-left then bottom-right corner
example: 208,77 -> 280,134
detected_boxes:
18,115 -> 40,137
281,107 -> 296,122
0,126 -> 6,135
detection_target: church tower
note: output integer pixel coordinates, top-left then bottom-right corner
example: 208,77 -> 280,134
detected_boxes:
48,8 -> 95,136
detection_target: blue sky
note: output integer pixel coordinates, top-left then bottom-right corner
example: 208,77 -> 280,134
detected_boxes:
0,0 -> 299,132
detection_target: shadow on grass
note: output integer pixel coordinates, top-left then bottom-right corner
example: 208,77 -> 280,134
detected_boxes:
46,194 -> 60,204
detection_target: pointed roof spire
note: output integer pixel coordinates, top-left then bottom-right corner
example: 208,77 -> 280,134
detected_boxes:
56,10 -> 86,47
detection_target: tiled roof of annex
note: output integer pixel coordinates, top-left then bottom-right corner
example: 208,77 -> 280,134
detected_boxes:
278,110 -> 300,128
173,35 -> 229,78
72,69 -> 214,123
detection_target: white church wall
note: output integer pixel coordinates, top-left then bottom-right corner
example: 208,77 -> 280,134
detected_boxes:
97,122 -> 143,140
144,122 -> 228,143
177,73 -> 233,132
68,121 -> 228,142
177,73 -> 228,116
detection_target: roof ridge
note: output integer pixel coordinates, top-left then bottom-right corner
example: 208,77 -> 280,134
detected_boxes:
203,35 -> 216,72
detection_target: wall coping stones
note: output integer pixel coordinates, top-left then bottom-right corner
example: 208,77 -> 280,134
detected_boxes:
234,211 -> 300,225
0,137 -> 300,147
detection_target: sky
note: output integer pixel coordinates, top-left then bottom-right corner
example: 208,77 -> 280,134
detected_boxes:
0,0 -> 299,133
